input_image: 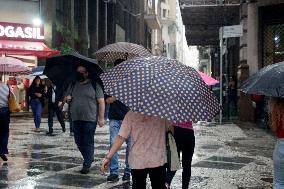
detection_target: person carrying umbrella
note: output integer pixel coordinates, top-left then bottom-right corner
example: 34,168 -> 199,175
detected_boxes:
241,61 -> 284,188
64,64 -> 105,174
100,56 -> 220,188
269,98 -> 284,189
101,111 -> 170,188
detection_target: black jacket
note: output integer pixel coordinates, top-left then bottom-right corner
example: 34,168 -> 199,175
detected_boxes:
28,85 -> 45,107
45,86 -> 63,105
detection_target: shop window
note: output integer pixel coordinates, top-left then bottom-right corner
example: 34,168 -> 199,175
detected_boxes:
262,24 -> 284,66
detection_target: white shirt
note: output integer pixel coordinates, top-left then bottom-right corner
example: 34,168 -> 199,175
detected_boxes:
0,83 -> 9,108
52,86 -> 56,103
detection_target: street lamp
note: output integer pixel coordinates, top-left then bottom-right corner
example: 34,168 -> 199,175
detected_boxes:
32,18 -> 42,26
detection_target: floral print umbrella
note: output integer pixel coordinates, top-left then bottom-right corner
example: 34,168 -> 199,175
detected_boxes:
100,56 -> 220,123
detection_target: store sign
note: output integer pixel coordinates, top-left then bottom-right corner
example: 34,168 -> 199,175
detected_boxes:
0,22 -> 44,41
221,25 -> 243,38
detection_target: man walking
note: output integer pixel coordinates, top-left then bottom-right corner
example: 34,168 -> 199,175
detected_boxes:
65,65 -> 105,174
106,59 -> 131,182
45,82 -> 66,135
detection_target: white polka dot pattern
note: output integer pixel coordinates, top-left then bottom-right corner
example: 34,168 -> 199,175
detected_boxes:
100,56 -> 220,122
94,42 -> 151,62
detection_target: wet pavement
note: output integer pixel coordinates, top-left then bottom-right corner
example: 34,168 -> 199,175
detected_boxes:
0,118 -> 275,188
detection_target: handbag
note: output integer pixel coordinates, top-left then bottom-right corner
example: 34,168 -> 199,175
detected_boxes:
166,132 -> 181,171
8,86 -> 21,113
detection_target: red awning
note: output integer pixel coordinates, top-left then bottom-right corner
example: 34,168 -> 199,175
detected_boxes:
0,40 -> 60,58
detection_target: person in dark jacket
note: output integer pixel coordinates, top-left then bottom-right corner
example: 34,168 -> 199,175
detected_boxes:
28,76 -> 45,132
0,78 -> 10,161
44,81 -> 66,135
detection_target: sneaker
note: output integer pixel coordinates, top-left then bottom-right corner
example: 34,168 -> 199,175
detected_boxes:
107,174 -> 119,182
34,128 -> 41,132
80,167 -> 90,174
0,154 -> 8,161
122,174 -> 130,181
46,132 -> 55,136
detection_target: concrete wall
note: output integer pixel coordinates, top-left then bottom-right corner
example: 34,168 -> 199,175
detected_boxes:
0,0 -> 40,24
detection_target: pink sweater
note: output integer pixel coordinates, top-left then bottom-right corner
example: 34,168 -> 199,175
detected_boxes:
173,121 -> 193,130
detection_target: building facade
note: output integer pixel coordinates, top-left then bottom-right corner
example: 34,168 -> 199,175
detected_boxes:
238,0 -> 284,121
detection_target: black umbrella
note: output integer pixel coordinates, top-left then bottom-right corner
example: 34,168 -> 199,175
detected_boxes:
241,61 -> 284,97
43,52 -> 104,90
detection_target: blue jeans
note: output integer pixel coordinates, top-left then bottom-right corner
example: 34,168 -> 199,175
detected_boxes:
273,139 -> 284,189
30,99 -> 43,128
73,121 -> 96,168
0,107 -> 10,155
109,119 -> 131,175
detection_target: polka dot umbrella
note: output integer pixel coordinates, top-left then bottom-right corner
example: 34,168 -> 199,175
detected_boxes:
94,42 -> 152,63
100,56 -> 220,123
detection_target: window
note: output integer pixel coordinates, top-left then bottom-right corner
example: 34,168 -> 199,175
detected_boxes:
163,9 -> 167,18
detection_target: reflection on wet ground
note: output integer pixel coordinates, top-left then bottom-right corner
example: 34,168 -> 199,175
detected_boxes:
0,118 -> 274,188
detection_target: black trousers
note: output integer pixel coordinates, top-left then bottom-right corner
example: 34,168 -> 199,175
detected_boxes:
166,127 -> 195,189
48,103 -> 65,133
131,165 -> 166,189
0,107 -> 10,155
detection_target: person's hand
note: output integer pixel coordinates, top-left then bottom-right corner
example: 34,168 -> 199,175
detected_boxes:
35,93 -> 42,97
98,118 -> 105,127
101,157 -> 111,173
44,86 -> 48,93
106,96 -> 116,104
58,101 -> 63,107
65,96 -> 73,102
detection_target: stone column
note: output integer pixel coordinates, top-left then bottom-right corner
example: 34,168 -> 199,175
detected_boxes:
78,0 -> 89,56
41,0 -> 56,48
63,0 -> 75,48
247,2 -> 259,75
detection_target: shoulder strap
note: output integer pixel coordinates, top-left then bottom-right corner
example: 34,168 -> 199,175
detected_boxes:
91,80 -> 96,93
7,84 -> 10,99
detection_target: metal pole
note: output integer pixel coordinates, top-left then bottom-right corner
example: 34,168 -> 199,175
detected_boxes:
105,1 -> 108,45
219,28 -> 223,124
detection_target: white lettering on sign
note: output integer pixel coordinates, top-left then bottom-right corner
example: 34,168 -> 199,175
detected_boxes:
0,24 -> 44,40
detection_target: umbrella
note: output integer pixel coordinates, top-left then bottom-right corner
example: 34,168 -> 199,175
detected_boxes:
26,66 -> 48,79
198,71 -> 219,86
44,52 -> 104,89
100,56 -> 220,123
241,61 -> 284,97
94,42 -> 152,63
0,57 -> 31,75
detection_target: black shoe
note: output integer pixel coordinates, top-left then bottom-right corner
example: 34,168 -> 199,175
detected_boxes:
0,154 -> 8,161
122,174 -> 130,181
80,167 -> 90,174
62,127 -> 66,132
46,132 -> 54,136
107,174 -> 119,182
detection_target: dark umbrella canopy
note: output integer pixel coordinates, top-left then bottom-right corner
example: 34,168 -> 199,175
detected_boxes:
241,61 -> 284,97
100,56 -> 220,123
44,52 -> 104,89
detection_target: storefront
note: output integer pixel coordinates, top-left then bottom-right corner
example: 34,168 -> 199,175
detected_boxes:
0,21 -> 59,110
